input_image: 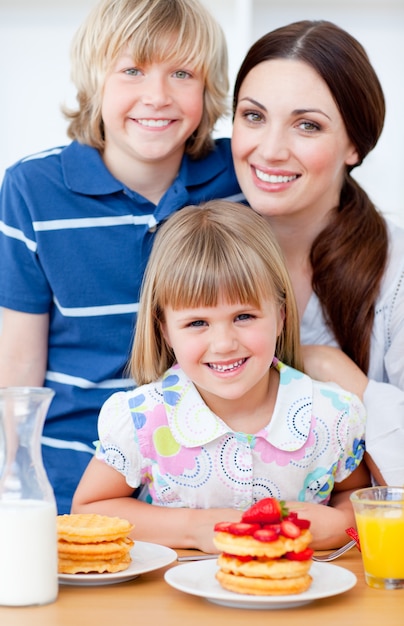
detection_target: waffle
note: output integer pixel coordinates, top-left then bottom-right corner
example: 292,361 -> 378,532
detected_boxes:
213,498 -> 314,596
57,513 -> 133,543
216,568 -> 312,595
213,529 -> 312,559
217,553 -> 312,579
57,513 -> 134,574
58,552 -> 132,574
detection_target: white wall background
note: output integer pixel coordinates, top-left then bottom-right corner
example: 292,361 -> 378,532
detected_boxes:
1,0 -> 403,226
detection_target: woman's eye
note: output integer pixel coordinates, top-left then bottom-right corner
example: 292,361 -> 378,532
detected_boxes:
298,120 -> 321,132
242,111 -> 263,123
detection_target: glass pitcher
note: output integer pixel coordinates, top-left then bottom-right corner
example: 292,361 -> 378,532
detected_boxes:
0,387 -> 58,606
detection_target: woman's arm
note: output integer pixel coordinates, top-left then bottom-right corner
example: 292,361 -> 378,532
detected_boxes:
0,308 -> 48,386
301,344 -> 404,486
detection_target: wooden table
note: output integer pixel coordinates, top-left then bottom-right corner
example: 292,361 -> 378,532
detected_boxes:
1,549 -> 403,626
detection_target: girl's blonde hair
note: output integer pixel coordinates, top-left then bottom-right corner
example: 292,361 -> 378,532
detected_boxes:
63,0 -> 229,158
131,201 -> 303,384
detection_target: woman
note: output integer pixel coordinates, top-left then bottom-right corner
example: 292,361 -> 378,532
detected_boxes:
231,20 -> 404,486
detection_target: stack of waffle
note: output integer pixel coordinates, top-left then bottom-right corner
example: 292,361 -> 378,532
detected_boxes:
57,513 -> 134,574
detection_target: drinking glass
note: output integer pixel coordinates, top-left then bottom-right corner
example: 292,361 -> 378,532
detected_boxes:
350,486 -> 404,590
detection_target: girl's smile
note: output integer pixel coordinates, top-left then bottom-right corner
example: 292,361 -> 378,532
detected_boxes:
208,357 -> 247,373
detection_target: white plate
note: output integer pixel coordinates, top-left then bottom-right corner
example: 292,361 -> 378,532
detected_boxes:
164,559 -> 357,609
59,541 -> 177,586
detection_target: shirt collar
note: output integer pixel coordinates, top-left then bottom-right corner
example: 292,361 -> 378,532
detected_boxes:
163,362 -> 313,450
61,140 -> 230,196
61,142 -> 122,195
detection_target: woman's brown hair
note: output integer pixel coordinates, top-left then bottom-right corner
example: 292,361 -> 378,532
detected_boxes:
233,20 -> 387,373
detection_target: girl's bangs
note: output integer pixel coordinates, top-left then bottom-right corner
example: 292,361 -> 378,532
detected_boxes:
158,253 -> 269,312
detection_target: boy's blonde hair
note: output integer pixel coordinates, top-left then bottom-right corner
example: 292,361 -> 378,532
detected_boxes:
64,0 -> 229,158
131,201 -> 303,385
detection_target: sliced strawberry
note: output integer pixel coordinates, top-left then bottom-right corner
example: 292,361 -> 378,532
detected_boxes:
223,553 -> 254,562
214,521 -> 234,533
262,523 -> 281,535
228,522 -> 261,536
241,498 -> 288,524
284,548 -> 314,561
285,513 -> 311,530
236,555 -> 254,562
294,518 -> 311,530
253,528 -> 279,543
280,520 -> 301,538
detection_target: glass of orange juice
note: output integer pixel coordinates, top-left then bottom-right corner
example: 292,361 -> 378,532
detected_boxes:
350,486 -> 404,589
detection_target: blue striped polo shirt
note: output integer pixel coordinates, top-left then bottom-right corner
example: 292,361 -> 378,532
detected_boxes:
0,138 -> 244,512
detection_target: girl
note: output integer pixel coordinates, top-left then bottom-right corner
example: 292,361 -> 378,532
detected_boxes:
72,201 -> 369,552
0,0 -> 242,514
231,20 -> 404,486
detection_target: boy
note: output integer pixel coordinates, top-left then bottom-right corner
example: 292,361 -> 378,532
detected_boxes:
0,0 -> 243,513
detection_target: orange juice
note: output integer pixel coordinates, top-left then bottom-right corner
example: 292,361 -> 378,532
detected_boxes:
356,505 -> 404,583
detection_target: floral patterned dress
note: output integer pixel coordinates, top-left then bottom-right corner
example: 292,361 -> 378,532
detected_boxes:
96,359 -> 365,509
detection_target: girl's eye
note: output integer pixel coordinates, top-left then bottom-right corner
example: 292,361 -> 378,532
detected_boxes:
298,120 -> 321,132
173,70 -> 192,79
189,320 -> 207,328
236,313 -> 254,322
124,67 -> 142,76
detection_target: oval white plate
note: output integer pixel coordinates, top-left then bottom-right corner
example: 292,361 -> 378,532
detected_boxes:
59,541 -> 177,586
164,559 -> 357,609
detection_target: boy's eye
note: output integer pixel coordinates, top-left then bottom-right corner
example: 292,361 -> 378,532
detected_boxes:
173,70 -> 191,79
124,67 -> 142,76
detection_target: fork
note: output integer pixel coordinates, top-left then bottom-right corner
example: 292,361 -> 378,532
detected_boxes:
312,539 -> 357,562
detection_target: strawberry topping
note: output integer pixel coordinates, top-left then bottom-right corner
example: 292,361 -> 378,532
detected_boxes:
284,548 -> 314,561
241,497 -> 288,524
280,520 -> 301,539
228,522 -> 261,536
213,521 -> 234,533
285,511 -> 311,529
223,553 -> 254,562
253,528 -> 279,542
